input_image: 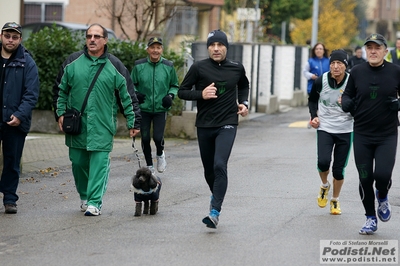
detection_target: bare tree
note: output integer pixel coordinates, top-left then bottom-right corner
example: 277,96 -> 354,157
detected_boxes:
95,0 -> 179,41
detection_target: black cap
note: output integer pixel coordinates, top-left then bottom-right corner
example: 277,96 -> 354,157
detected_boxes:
2,22 -> 22,34
330,49 -> 348,67
147,37 -> 163,47
207,29 -> 229,49
364,33 -> 387,47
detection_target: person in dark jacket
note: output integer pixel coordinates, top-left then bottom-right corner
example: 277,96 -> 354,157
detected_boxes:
347,46 -> 366,71
0,22 -> 40,214
178,29 -> 249,229
130,37 -> 179,174
341,33 -> 400,235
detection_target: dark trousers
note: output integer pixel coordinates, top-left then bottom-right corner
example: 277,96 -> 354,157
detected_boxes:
197,125 -> 237,213
317,130 -> 352,180
353,133 -> 396,216
140,112 -> 167,166
0,125 -> 27,205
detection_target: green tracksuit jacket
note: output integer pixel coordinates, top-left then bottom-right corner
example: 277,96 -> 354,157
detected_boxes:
54,45 -> 141,151
131,56 -> 179,112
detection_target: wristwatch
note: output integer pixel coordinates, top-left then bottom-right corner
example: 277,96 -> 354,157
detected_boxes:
241,101 -> 249,109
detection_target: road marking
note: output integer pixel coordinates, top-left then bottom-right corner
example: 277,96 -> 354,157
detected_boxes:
289,121 -> 310,128
26,136 -> 42,140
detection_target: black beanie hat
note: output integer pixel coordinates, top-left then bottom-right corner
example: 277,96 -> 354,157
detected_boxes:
329,49 -> 348,67
207,29 -> 229,49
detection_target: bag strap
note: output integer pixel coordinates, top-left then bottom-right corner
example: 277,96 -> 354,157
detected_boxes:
80,63 -> 106,114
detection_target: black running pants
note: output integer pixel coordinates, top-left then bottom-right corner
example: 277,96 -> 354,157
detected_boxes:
197,125 -> 237,213
353,133 -> 396,216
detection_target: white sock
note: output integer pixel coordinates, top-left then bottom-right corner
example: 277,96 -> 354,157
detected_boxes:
322,182 -> 329,188
331,197 -> 338,202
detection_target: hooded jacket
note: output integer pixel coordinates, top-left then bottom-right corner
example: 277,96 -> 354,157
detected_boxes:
0,43 -> 40,133
53,45 -> 141,151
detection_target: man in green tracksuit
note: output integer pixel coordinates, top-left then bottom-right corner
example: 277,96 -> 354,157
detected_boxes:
131,37 -> 179,173
53,23 -> 141,216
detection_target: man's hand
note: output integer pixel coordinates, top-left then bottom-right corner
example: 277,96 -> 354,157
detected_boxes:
202,83 -> 218,100
162,94 -> 173,108
310,117 -> 320,129
130,128 -> 140,137
237,104 -> 248,117
58,116 -> 64,132
6,115 -> 21,127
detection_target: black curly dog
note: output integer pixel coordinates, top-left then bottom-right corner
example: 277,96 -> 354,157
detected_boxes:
131,167 -> 162,216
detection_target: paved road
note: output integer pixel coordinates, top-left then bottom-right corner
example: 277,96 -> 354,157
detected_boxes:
1,106 -> 399,266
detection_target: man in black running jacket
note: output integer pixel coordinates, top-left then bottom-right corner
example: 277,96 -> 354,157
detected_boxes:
178,29 -> 249,229
342,33 -> 400,235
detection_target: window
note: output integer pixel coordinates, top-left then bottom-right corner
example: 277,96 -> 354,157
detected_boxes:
386,0 -> 391,10
24,3 -> 63,24
169,6 -> 198,35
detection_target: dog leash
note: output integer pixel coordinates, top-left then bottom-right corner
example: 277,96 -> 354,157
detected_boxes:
132,137 -> 142,168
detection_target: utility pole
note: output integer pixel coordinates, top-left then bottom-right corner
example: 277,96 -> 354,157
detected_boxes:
311,0 -> 319,47
254,0 -> 259,43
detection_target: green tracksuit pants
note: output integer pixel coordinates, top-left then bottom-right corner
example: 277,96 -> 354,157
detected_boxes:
69,148 -> 110,210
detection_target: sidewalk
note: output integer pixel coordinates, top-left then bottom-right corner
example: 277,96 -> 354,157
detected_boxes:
21,111 -> 270,174
22,133 -> 139,174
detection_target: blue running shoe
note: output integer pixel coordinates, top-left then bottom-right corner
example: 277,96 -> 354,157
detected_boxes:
202,209 -> 219,229
359,216 -> 377,235
376,190 -> 391,222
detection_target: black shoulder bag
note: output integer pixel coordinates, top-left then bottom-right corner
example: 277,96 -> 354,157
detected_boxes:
63,63 -> 106,135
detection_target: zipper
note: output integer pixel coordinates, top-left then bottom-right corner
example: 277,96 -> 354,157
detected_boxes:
152,63 -> 155,112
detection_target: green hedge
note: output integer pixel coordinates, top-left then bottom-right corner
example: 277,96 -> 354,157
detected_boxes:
24,25 -> 185,115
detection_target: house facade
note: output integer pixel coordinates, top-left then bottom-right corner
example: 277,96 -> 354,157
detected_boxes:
365,0 -> 400,42
19,0 -> 223,48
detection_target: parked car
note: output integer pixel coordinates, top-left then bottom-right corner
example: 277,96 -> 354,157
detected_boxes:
21,21 -> 117,42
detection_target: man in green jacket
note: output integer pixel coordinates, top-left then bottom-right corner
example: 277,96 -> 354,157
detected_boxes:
131,37 -> 179,173
53,23 -> 141,216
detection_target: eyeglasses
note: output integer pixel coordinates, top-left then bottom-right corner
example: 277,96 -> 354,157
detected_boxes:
2,34 -> 20,40
86,34 -> 104,40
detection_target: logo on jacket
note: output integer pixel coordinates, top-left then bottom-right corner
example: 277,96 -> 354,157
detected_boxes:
369,86 -> 378,99
216,82 -> 227,95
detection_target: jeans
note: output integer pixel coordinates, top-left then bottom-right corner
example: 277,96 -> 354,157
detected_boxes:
0,124 -> 27,205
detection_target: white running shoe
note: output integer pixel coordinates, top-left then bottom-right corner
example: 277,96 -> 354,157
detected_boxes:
156,151 -> 167,173
84,205 -> 101,216
80,200 -> 88,212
